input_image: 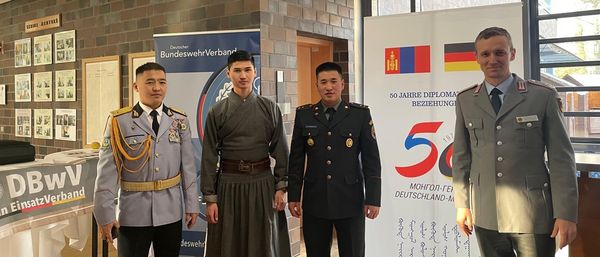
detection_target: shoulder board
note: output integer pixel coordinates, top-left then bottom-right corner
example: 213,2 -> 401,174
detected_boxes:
458,84 -> 478,95
527,79 -> 555,91
348,102 -> 369,109
169,107 -> 187,116
110,106 -> 133,117
296,104 -> 312,110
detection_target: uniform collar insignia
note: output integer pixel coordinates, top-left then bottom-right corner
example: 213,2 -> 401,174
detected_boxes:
132,103 -> 144,118
516,80 -> 528,93
473,83 -> 483,95
164,105 -> 173,117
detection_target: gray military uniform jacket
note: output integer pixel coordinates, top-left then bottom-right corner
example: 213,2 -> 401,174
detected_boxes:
94,103 -> 200,227
452,74 -> 578,233
200,91 -> 288,203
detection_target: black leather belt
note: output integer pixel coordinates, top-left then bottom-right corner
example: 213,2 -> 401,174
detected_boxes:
221,158 -> 270,174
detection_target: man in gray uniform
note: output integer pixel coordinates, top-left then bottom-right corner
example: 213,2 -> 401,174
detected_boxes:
94,62 -> 199,257
201,50 -> 291,257
453,27 -> 578,257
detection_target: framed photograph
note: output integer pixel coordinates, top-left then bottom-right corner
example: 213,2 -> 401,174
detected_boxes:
54,30 -> 76,63
15,109 -> 32,138
55,69 -> 76,101
15,73 -> 31,102
55,109 -> 76,141
83,55 -> 121,146
34,109 -> 53,139
34,34 -> 52,66
14,38 -> 31,67
34,71 -> 52,102
128,51 -> 155,106
0,84 -> 5,105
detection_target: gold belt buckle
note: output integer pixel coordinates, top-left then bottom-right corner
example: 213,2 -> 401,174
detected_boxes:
154,179 -> 163,190
238,161 -> 251,172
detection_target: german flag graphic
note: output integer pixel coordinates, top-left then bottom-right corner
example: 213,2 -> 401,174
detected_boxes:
444,42 -> 479,72
385,46 -> 430,74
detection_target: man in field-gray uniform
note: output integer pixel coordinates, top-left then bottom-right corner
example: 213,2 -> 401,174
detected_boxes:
94,62 -> 199,257
452,27 -> 578,257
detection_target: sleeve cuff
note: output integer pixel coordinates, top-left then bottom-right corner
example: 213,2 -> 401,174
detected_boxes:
203,195 -> 218,203
275,181 -> 287,190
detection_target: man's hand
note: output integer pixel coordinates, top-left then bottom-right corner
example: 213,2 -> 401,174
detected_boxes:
100,221 -> 120,243
456,207 -> 473,236
364,205 -> 380,219
206,202 -> 219,224
274,190 -> 286,211
185,213 -> 198,229
551,218 -> 577,249
288,202 -> 302,218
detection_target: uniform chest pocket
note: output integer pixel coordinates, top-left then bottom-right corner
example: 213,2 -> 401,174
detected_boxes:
465,118 -> 483,147
122,135 -> 148,157
514,120 -> 543,148
303,127 -> 319,147
340,130 -> 357,149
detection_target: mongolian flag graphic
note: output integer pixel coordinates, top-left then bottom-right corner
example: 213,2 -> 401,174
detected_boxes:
444,42 -> 479,72
385,45 -> 430,74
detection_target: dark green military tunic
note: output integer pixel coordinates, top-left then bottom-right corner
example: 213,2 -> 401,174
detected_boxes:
201,90 -> 291,257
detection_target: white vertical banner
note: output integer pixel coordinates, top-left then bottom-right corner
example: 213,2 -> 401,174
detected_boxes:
364,3 -> 523,257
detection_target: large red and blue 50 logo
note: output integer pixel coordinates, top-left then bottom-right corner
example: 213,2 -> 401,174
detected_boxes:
395,122 -> 453,178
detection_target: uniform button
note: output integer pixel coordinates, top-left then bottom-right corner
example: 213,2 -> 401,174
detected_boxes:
328,131 -> 332,136
133,139 -> 138,143
155,153 -> 160,158
154,167 -> 160,172
349,133 -> 352,136
327,146 -> 332,150
496,125 -> 502,130
327,175 -> 332,180
497,172 -> 503,178
468,122 -> 473,127
497,157 -> 503,162
526,122 -> 532,128
497,141 -> 503,146
326,160 -> 332,165
544,183 -> 548,187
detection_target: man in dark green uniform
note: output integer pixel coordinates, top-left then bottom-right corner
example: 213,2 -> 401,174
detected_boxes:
288,62 -> 382,257
200,50 -> 291,257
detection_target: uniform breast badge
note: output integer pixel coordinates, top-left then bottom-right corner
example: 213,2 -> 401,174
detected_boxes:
168,129 -> 181,143
346,138 -> 353,148
307,137 -> 314,146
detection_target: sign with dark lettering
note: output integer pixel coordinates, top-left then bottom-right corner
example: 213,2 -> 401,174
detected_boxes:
25,14 -> 61,33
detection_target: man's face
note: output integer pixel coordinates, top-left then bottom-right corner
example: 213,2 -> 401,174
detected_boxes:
227,60 -> 256,91
475,35 -> 516,83
134,69 -> 167,109
317,70 -> 345,107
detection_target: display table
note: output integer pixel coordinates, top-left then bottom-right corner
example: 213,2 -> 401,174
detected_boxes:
0,149 -> 99,257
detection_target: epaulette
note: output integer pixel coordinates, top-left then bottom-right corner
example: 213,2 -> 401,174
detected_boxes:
348,102 -> 369,109
527,79 -> 555,91
296,104 -> 312,110
169,106 -> 187,116
110,106 -> 133,117
458,84 -> 478,95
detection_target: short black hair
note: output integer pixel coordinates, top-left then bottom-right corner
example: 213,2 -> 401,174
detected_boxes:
475,27 -> 514,49
227,50 -> 255,69
136,62 -> 166,76
316,62 -> 343,77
